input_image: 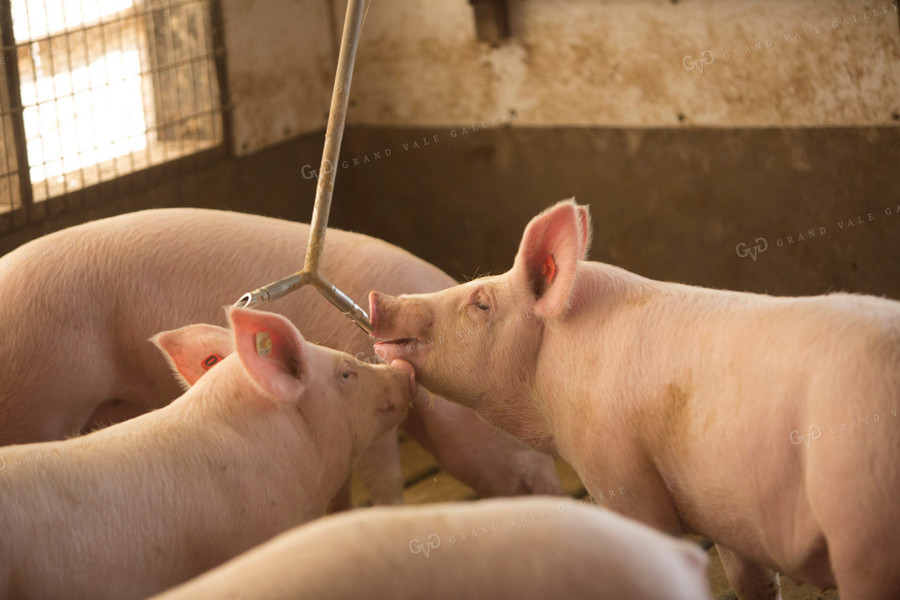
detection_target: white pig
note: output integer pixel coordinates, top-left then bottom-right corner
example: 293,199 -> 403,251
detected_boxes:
0,307 -> 413,600
148,496 -> 713,600
370,199 -> 900,600
0,208 -> 561,506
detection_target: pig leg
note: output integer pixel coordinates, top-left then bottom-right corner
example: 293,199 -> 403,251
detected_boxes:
827,537 -> 900,600
357,426 -> 405,505
807,421 -> 900,599
816,476 -> 900,598
404,394 -> 564,497
328,478 -> 354,513
717,545 -> 781,600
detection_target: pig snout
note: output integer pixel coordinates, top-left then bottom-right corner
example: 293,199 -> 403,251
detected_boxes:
369,291 -> 432,363
390,359 -> 418,401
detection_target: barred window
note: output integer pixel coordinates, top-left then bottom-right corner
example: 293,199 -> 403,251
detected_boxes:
0,0 -> 224,222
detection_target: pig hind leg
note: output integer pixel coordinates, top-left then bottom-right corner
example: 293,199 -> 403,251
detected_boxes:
717,544 -> 782,600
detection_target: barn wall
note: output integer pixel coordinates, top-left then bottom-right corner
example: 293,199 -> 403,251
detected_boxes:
225,0 -> 900,157
222,0 -> 335,155
338,0 -> 900,128
328,125 -> 900,299
1,0 -> 898,301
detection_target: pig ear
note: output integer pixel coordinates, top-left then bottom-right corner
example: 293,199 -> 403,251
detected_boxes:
151,324 -> 233,389
228,307 -> 307,404
576,204 -> 593,260
513,198 -> 585,316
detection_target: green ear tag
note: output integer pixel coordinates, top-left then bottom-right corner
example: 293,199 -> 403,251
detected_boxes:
256,331 -> 273,356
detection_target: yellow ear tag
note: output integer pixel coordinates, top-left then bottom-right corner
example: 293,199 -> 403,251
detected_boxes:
256,331 -> 273,356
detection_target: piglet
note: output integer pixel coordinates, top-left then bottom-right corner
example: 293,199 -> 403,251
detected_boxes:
149,496 -> 712,600
0,307 -> 413,600
370,198 -> 900,599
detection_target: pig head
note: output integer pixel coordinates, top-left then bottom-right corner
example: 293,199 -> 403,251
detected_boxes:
155,307 -> 415,462
371,199 -> 591,453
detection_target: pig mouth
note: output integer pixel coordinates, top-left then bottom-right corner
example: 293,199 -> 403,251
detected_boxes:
373,337 -> 426,363
375,337 -> 416,347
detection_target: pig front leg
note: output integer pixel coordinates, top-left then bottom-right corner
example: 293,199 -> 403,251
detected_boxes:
717,544 -> 781,600
404,393 -> 564,497
357,426 -> 405,505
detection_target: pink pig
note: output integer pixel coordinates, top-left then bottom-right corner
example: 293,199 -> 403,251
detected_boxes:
370,199 -> 900,600
0,307 -> 413,600
0,209 -> 561,506
148,496 -> 712,600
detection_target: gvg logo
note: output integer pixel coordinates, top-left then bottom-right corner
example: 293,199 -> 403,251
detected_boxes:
735,237 -> 768,261
408,534 -> 441,557
682,50 -> 715,74
301,159 -> 336,181
790,425 -> 822,448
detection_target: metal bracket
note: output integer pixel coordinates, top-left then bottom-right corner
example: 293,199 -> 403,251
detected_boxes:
469,0 -> 511,45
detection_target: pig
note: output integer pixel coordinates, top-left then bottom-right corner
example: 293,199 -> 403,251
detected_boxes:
0,307 -> 414,600
370,199 -> 900,600
148,496 -> 712,600
0,208 -> 562,507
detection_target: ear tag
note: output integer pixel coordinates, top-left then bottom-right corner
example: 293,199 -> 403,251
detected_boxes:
256,331 -> 273,356
541,254 -> 557,284
201,354 -> 223,371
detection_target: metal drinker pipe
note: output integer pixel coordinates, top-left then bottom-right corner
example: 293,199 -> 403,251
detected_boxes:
234,0 -> 373,335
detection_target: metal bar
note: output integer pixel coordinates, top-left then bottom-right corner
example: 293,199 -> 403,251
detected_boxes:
234,0 -> 374,335
309,273 -> 373,334
236,271 -> 313,309
303,0 -> 366,275
0,0 -> 34,220
208,0 -> 231,150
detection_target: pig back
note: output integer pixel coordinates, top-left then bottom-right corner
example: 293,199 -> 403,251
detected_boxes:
0,208 -> 454,441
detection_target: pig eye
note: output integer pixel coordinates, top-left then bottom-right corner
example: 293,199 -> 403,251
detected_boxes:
475,300 -> 490,311
340,370 -> 358,381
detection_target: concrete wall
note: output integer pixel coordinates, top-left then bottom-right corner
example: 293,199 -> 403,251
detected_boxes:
343,0 -> 900,128
224,0 -> 900,158
222,0 -> 335,155
4,125 -> 896,302
330,125 -> 900,299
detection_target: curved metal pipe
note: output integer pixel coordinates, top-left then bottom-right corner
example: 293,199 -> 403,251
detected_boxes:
233,0 -> 374,335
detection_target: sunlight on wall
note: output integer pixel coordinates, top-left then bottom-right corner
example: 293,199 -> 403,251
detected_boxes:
13,0 -> 149,187
12,0 -> 134,40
